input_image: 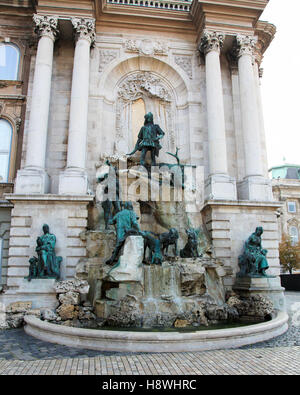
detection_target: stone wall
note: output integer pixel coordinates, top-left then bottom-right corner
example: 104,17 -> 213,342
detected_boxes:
202,201 -> 283,290
4,195 -> 92,291
0,206 -> 12,286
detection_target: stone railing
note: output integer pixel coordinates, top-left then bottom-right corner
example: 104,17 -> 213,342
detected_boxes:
106,0 -> 192,12
0,183 -> 14,199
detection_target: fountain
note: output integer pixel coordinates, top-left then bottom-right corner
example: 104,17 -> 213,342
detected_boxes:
23,113 -> 288,352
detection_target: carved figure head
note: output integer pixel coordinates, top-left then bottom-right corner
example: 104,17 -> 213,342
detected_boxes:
169,228 -> 179,240
144,112 -> 154,125
123,201 -> 133,211
42,224 -> 49,234
255,226 -> 263,236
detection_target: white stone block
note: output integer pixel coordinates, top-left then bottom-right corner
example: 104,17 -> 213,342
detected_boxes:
238,176 -> 273,201
58,169 -> 88,195
15,168 -> 50,194
107,236 -> 144,283
205,174 -> 237,201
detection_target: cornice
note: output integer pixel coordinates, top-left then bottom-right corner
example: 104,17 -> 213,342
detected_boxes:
191,0 -> 269,44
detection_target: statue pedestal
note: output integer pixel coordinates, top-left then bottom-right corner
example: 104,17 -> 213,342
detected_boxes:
6,279 -> 59,310
233,276 -> 286,312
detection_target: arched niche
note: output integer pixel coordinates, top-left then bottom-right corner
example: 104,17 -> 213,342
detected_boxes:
96,56 -> 191,164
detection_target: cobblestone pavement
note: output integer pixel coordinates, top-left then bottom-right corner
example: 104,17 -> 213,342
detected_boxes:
0,292 -> 299,375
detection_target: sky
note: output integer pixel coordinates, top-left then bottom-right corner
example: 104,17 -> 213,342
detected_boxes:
260,0 -> 300,168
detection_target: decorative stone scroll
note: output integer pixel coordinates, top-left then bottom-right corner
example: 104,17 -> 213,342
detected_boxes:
124,39 -> 168,56
199,31 -> 225,55
99,49 -> 118,72
118,71 -> 171,102
33,14 -> 59,41
72,18 -> 96,46
174,55 -> 193,79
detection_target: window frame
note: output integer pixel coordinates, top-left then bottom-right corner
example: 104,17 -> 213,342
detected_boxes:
0,118 -> 14,183
0,237 -> 3,284
287,201 -> 297,213
289,226 -> 299,246
0,42 -> 21,81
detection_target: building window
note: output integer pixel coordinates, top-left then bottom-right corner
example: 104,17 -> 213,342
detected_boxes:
0,43 -> 20,81
0,237 -> 2,283
288,201 -> 297,213
289,226 -> 299,246
0,119 -> 13,182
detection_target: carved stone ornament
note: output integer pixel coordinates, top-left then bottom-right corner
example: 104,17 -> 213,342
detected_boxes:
0,102 -> 4,115
72,18 -> 96,46
33,14 -> 59,41
99,49 -> 118,72
199,31 -> 225,55
174,55 -> 192,79
124,39 -> 168,56
118,71 -> 171,102
234,34 -> 257,58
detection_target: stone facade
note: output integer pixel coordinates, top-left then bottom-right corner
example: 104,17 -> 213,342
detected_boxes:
0,0 -> 284,318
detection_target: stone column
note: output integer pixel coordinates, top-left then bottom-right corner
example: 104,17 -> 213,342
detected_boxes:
235,35 -> 272,201
15,15 -> 58,194
199,31 -> 237,200
59,18 -> 95,195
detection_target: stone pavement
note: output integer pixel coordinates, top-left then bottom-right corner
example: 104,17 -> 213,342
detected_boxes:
0,291 -> 299,375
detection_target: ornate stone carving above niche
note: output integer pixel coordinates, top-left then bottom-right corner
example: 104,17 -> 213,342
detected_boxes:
99,49 -> 119,72
124,39 -> 168,56
118,71 -> 171,102
115,71 -> 175,154
174,55 -> 192,79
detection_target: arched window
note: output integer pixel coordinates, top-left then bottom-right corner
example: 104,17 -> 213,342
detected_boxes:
0,43 -> 20,80
0,119 -> 13,182
0,237 -> 2,283
289,226 -> 299,246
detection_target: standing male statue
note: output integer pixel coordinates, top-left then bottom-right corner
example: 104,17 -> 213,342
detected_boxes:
127,112 -> 165,166
106,202 -> 141,265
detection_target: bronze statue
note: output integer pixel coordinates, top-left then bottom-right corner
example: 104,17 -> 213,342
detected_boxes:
97,160 -> 121,230
141,231 -> 163,265
106,202 -> 141,265
127,112 -> 165,166
26,224 -> 62,281
180,228 -> 201,258
238,227 -> 269,277
159,228 -> 179,257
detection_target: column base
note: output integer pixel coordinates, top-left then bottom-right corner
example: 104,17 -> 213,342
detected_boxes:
204,174 -> 237,201
237,176 -> 273,201
15,168 -> 49,194
59,169 -> 88,195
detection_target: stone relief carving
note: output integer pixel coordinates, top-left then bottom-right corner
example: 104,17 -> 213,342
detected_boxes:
124,39 -> 168,56
174,55 -> 192,79
0,102 -> 4,116
118,72 -> 171,102
99,49 -> 118,72
33,14 -> 59,41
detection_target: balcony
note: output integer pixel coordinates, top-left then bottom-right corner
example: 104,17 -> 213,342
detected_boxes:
105,0 -> 192,12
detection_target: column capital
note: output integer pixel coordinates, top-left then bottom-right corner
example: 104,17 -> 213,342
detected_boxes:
33,14 -> 59,42
72,18 -> 96,46
234,34 -> 257,58
199,31 -> 225,55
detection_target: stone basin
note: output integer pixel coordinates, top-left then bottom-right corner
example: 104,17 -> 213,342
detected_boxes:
24,312 -> 288,353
